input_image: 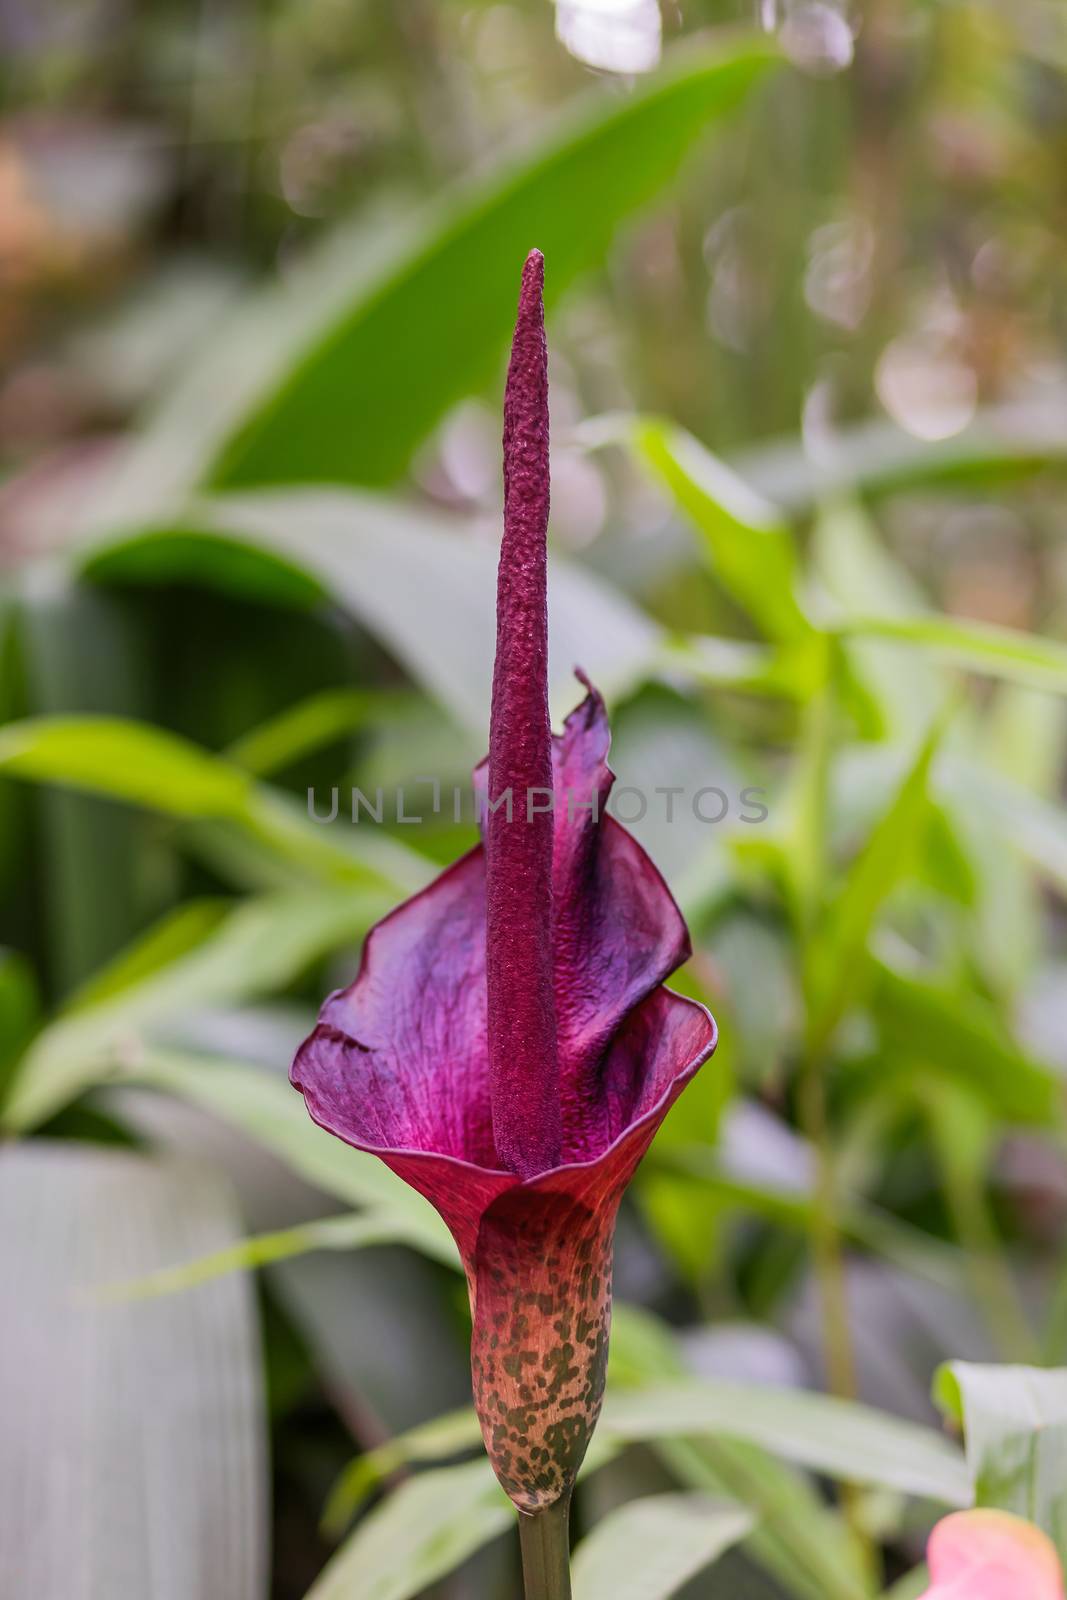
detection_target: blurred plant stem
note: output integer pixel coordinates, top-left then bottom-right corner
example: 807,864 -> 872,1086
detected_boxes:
798,1046 -> 858,1404
518,1495 -> 572,1600
922,1081 -> 1036,1363
791,657 -> 877,1584
798,1041 -> 879,1587
792,663 -> 859,1409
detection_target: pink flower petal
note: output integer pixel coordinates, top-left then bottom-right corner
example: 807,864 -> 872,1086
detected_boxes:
920,1510 -> 1065,1600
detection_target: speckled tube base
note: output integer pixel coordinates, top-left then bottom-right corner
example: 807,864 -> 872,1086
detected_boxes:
470,1185 -> 615,1512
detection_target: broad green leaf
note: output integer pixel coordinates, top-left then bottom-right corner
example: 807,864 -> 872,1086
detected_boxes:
934,1362 -> 1067,1558
602,1378 -> 971,1504
83,494 -> 660,735
0,1143 -> 267,1599
635,419 -> 811,642
303,1459 -> 511,1600
82,526 -> 326,608
204,41 -> 776,491
123,1048 -> 457,1265
1,890 -> 391,1133
571,1494 -> 754,1600
832,613 -> 1067,696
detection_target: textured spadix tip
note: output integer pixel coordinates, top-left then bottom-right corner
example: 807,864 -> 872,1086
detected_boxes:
521,246 -> 544,294
487,246 -> 559,1181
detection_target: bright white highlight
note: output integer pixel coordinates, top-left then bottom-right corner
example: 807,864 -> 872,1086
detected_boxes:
554,0 -> 662,74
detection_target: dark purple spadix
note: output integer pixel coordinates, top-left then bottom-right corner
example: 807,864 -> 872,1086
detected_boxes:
486,248 -> 561,1178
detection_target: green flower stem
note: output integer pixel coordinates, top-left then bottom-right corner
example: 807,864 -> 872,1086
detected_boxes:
518,1494 -> 572,1600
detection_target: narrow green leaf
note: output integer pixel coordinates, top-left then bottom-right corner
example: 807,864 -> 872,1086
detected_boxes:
655,634 -> 820,699
870,959 -> 1060,1128
225,688 -> 421,778
733,408 -> 1067,512
879,1567 -> 930,1600
67,900 -> 230,1010
1,890 -> 390,1133
635,418 -> 811,642
0,948 -> 38,1097
323,1408 -> 483,1535
572,1494 -> 754,1600
652,1143 -> 968,1294
812,500 -> 942,741
0,715 -> 252,818
96,1211 -> 406,1300
602,1379 -> 971,1504
605,1304 -> 871,1600
807,712 -> 946,1043
656,1436 -> 871,1600
832,613 -> 1067,696
0,712 -> 429,894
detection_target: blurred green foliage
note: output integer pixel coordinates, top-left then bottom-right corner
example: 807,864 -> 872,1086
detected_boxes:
3,1 -> 1067,1597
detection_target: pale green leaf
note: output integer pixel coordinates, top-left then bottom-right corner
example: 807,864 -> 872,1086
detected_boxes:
303,1460 -> 511,1600
83,494 -> 661,736
602,1378 -> 971,1504
124,1048 -> 457,1266
572,1494 -> 754,1600
934,1362 -> 1067,1556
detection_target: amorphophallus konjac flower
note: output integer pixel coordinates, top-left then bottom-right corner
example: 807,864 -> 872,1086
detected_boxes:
918,1510 -> 1066,1600
291,249 -> 717,1596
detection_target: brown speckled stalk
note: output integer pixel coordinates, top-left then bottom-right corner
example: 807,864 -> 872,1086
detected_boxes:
486,247 -> 561,1179
470,1184 -> 616,1512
